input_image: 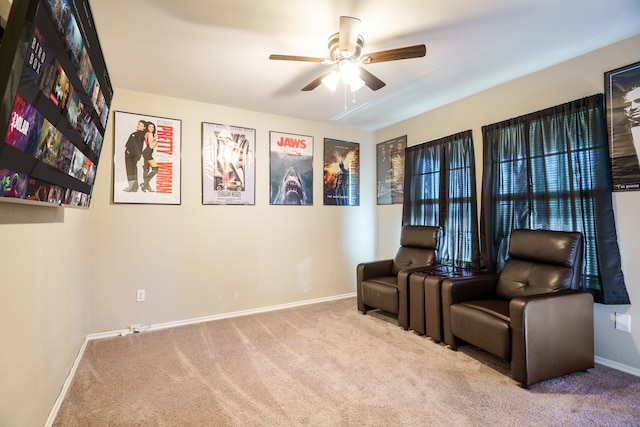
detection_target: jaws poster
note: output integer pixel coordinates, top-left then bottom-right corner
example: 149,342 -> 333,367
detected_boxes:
269,131 -> 313,205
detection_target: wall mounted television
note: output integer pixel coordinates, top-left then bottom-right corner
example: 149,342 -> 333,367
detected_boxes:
0,0 -> 112,207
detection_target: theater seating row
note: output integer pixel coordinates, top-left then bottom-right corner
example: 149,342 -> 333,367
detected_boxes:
356,226 -> 594,387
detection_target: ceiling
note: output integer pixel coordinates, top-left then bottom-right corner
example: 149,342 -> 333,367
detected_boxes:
88,0 -> 640,131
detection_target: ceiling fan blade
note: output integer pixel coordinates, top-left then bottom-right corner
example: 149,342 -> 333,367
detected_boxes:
362,44 -> 426,63
359,67 -> 386,91
269,54 -> 325,63
301,70 -> 333,91
339,16 -> 361,56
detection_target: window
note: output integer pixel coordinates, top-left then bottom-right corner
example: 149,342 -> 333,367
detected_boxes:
403,130 -> 480,269
481,94 -> 629,304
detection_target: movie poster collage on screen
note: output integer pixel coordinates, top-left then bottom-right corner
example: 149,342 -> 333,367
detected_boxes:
1,0 -> 110,206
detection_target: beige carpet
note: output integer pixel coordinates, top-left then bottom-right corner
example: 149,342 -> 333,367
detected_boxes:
53,297 -> 640,426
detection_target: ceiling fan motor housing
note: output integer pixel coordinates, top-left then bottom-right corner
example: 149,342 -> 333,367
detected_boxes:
328,32 -> 364,61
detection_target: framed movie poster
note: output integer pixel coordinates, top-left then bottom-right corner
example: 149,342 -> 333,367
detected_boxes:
202,122 -> 255,205
113,111 -> 181,204
605,61 -> 640,191
269,131 -> 313,205
377,135 -> 406,204
323,138 -> 359,206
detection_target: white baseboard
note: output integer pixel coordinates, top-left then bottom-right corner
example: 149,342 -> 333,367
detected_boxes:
44,336 -> 91,427
595,356 -> 640,377
142,292 -> 357,334
45,293 -> 356,426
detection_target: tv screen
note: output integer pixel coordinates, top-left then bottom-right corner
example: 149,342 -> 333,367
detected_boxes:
0,0 -> 112,207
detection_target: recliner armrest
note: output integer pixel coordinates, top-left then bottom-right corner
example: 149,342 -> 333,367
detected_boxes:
357,259 -> 395,314
357,259 -> 394,282
442,275 -> 499,305
509,290 -> 594,386
509,289 -> 591,312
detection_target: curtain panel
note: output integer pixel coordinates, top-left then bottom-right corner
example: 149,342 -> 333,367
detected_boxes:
403,130 -> 480,269
480,94 -> 629,304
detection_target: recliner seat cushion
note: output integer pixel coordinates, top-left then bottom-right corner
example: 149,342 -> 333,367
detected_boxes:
451,300 -> 511,359
361,278 -> 399,314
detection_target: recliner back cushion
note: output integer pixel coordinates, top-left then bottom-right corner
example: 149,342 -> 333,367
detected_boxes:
392,225 -> 439,275
495,229 -> 584,300
392,247 -> 436,275
508,229 -> 582,268
400,225 -> 439,248
495,259 -> 575,300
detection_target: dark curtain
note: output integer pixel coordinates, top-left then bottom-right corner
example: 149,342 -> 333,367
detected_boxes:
403,130 -> 480,269
481,94 -> 629,304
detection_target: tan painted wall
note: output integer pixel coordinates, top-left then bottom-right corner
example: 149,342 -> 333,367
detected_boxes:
0,205 -> 90,426
87,89 -> 376,333
0,0 -> 12,25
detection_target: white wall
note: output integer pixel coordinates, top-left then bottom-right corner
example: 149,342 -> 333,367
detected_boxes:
376,34 -> 640,372
87,89 -> 376,333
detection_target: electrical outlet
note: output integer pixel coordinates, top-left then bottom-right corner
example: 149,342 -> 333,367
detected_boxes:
615,313 -> 631,333
136,289 -> 145,302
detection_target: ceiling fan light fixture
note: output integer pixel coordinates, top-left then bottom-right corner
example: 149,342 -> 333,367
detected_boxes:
349,77 -> 365,92
340,60 -> 364,91
321,70 -> 340,92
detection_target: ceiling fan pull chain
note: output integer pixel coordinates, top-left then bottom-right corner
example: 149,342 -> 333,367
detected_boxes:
344,83 -> 348,110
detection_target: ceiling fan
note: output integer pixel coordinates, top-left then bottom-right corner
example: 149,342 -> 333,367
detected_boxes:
269,16 -> 426,92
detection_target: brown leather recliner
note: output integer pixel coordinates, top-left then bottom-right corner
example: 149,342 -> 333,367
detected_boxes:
440,229 -> 594,386
357,225 -> 440,329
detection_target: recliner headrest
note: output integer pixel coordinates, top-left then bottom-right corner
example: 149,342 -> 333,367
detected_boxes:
400,225 -> 439,249
508,229 -> 583,268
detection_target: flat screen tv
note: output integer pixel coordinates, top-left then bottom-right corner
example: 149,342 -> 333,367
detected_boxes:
0,0 -> 112,207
